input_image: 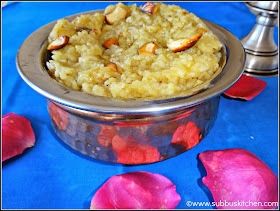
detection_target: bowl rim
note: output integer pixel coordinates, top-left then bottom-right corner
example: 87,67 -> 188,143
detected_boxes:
16,8 -> 246,114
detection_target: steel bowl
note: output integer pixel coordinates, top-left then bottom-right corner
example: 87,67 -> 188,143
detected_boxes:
16,9 -> 246,164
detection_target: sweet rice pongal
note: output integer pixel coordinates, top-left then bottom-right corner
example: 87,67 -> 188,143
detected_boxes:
46,2 -> 223,99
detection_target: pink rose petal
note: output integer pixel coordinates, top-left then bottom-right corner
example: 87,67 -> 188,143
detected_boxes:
223,74 -> 267,100
90,171 -> 181,209
199,149 -> 278,209
2,113 -> 36,162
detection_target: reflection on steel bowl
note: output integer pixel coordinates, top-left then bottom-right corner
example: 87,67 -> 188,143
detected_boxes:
47,97 -> 219,164
16,2 -> 246,164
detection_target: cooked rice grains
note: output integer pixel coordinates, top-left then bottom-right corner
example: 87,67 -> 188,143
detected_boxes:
46,2 -> 222,99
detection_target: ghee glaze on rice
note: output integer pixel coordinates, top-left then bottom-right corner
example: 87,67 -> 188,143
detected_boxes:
46,2 -> 223,99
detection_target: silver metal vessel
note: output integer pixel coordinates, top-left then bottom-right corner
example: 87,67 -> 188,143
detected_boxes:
241,1 -> 278,77
16,9 -> 246,164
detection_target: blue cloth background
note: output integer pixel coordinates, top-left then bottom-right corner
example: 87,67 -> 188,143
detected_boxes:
2,2 -> 278,209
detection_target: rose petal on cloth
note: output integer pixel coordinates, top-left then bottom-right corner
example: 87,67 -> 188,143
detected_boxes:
2,113 -> 36,162
199,149 -> 278,209
90,171 -> 181,209
223,74 -> 267,100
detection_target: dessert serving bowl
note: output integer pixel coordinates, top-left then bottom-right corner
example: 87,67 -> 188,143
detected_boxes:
16,8 -> 246,165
